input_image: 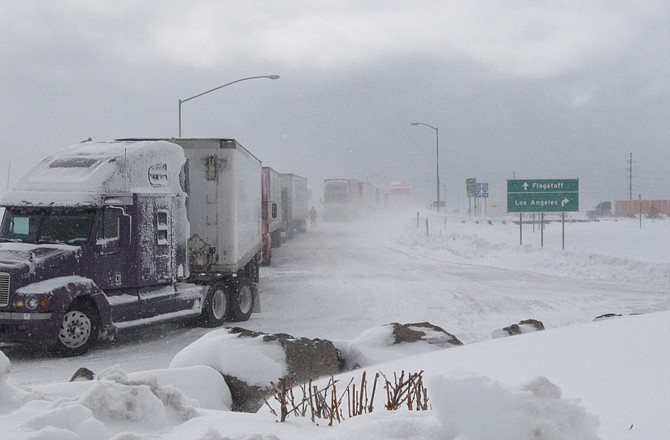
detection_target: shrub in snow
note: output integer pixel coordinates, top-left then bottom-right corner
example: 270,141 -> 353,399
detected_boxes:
264,369 -> 429,425
430,374 -> 600,440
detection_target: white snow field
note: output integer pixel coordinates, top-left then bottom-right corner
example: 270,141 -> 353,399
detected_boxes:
1,210 -> 669,439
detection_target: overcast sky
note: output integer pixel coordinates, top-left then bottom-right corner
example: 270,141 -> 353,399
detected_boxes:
2,1 -> 670,212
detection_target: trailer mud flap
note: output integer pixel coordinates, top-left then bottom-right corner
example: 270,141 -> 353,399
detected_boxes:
252,283 -> 261,313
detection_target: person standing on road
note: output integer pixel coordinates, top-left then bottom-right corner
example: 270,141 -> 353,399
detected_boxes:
309,206 -> 318,227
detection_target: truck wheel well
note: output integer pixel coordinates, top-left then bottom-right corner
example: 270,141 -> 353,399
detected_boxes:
69,296 -> 100,317
71,295 -> 93,305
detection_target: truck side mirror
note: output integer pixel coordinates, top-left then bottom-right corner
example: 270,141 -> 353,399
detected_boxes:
272,202 -> 278,219
119,214 -> 132,247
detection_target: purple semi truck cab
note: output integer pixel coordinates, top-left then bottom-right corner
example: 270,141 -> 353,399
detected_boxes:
0,139 -> 261,355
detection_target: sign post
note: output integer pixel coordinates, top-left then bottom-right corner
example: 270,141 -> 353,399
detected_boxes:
507,179 -> 579,248
475,182 -> 489,216
466,178 -> 476,216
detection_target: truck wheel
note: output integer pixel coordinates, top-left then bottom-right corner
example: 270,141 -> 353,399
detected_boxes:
229,278 -> 253,322
201,284 -> 228,327
55,301 -> 99,356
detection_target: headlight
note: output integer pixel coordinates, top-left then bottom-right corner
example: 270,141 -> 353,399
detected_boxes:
25,296 -> 39,310
14,296 -> 50,310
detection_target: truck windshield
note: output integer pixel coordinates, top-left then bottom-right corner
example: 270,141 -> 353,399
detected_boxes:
0,207 -> 95,245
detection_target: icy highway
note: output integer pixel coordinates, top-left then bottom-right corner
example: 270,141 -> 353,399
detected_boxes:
5,212 -> 669,387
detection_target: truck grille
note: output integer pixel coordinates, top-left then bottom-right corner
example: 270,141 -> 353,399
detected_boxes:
0,273 -> 9,307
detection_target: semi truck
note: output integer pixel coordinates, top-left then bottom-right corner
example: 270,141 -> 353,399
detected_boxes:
280,173 -> 309,238
261,166 -> 282,265
0,138 -> 262,355
323,178 -> 362,221
360,182 -> 380,212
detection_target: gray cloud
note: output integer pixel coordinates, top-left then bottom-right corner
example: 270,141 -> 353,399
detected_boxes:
2,1 -> 669,211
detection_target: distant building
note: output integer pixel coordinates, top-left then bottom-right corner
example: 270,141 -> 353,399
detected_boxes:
615,199 -> 670,217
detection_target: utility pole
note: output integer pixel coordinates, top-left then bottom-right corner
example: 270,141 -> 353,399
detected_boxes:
628,152 -> 633,201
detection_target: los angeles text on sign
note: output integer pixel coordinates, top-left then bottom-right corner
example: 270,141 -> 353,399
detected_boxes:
507,179 -> 579,213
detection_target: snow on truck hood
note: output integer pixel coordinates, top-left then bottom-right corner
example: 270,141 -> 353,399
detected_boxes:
0,140 -> 186,207
0,242 -> 79,272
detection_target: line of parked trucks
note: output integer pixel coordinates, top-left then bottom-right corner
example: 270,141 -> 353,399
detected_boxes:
321,179 -> 413,221
0,138 -> 309,355
322,178 -> 382,221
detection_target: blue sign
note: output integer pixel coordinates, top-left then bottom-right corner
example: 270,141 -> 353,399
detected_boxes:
475,182 -> 489,198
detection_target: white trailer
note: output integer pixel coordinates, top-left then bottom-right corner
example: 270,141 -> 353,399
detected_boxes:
176,138 -> 262,274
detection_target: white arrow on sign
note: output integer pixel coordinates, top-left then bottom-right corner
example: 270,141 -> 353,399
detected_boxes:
561,198 -> 569,207
522,182 -> 529,191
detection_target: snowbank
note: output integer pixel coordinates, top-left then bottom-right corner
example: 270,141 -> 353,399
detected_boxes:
2,310 -> 670,438
169,328 -> 287,386
401,216 -> 670,287
0,361 -> 225,439
34,365 -> 232,411
431,374 -> 599,439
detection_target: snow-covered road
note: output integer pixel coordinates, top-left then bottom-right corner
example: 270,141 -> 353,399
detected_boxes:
5,211 -> 669,387
255,213 -> 669,343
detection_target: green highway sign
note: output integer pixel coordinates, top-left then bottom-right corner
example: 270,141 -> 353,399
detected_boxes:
507,179 -> 579,212
466,177 -> 476,197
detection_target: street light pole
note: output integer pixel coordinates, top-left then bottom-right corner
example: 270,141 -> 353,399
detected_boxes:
411,122 -> 440,213
178,75 -> 280,137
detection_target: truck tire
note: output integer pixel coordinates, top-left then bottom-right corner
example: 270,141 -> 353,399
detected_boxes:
54,301 -> 99,356
201,283 -> 228,327
229,278 -> 253,322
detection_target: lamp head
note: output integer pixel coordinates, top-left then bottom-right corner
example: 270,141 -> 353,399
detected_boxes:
267,75 -> 280,80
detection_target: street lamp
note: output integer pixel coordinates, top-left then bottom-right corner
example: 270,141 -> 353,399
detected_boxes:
411,122 -> 440,213
178,75 -> 280,137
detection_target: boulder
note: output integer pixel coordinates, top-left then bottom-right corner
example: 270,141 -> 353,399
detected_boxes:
227,327 -> 344,382
224,375 -> 268,413
69,367 -> 96,382
594,313 -> 622,321
391,322 -> 463,347
224,328 -> 344,412
494,319 -> 545,338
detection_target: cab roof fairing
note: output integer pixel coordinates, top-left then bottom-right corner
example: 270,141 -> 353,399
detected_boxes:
0,141 -> 187,207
